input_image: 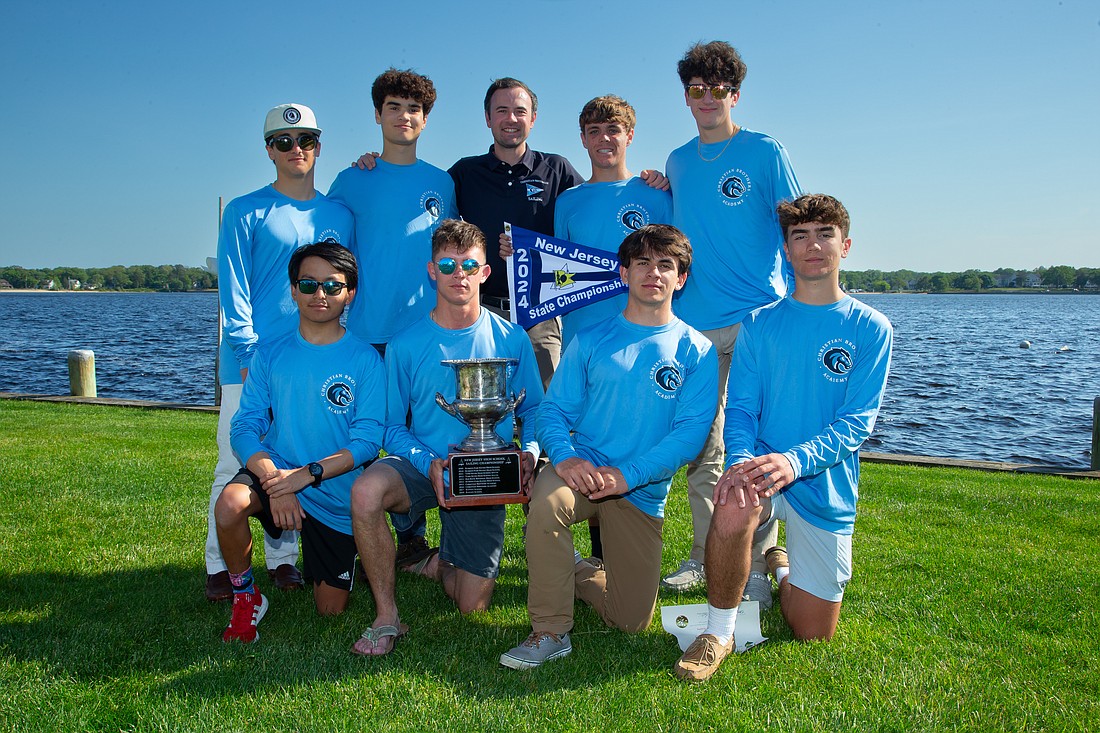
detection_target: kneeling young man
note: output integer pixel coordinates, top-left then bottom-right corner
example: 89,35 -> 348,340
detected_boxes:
674,194 -> 893,681
215,242 -> 386,643
500,224 -> 718,669
349,219 -> 542,657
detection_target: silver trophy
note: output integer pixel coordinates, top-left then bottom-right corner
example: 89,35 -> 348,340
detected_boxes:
434,358 -> 527,506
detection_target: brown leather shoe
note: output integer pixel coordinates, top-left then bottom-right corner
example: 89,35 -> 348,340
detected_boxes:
267,563 -> 305,591
205,571 -> 232,602
395,536 -> 436,569
673,633 -> 734,682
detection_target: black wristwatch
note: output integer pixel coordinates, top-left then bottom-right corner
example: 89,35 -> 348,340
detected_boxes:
307,462 -> 324,488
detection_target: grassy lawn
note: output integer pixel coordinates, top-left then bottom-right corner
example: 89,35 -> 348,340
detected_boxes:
1,399 -> 1097,731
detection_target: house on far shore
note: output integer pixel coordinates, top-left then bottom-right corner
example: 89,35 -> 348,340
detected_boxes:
0,279 -> 12,289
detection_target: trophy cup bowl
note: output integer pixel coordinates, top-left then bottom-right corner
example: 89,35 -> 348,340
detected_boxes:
435,358 -> 525,452
434,358 -> 527,507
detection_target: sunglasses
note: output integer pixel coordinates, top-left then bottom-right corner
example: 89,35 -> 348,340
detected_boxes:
295,279 -> 347,296
267,133 -> 319,152
435,258 -> 482,275
684,83 -> 735,100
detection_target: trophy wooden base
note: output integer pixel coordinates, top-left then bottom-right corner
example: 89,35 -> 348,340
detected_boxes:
443,446 -> 527,508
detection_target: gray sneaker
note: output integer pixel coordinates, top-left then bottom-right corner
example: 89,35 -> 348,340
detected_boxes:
741,570 -> 774,611
661,559 -> 706,592
500,631 -> 572,669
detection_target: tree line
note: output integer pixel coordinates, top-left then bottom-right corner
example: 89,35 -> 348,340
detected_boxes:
3,263 -> 1097,294
841,266 -> 1099,293
0,265 -> 216,292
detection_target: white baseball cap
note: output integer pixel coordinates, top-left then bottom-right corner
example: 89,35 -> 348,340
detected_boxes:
263,103 -> 321,139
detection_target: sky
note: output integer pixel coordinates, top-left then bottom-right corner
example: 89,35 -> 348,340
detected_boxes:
1,1 -> 1097,273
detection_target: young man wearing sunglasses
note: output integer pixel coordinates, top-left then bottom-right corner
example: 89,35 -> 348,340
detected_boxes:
216,241 -> 385,643
348,219 -> 542,657
500,224 -> 717,669
673,195 -> 892,681
205,103 -> 354,603
660,41 -> 802,603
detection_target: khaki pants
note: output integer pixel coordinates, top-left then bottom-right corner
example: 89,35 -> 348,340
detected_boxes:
526,467 -> 664,635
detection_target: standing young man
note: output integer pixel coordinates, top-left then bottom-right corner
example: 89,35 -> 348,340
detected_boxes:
328,67 -> 458,351
328,68 -> 458,567
661,42 -> 802,601
500,225 -> 717,669
349,220 -> 542,657
551,95 -> 673,348
207,103 -> 354,602
673,194 -> 892,681
215,242 -> 385,642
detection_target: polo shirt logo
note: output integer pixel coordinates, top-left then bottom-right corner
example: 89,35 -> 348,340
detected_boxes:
522,178 -> 547,202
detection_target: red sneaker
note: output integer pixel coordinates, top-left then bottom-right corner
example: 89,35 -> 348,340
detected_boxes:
222,589 -> 268,643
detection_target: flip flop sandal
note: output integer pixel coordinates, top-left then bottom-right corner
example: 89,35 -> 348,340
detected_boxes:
351,623 -> 409,657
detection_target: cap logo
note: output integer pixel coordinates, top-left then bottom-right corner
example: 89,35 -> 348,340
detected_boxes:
283,107 -> 302,125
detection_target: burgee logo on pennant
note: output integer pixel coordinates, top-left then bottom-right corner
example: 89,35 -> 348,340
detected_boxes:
506,225 -> 626,330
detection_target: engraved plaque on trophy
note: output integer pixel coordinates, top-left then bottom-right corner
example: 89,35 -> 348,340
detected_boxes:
435,358 -> 527,508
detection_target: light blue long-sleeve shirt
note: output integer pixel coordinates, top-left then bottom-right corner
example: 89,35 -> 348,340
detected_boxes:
666,130 -> 801,331
724,296 -> 893,534
382,309 -> 542,478
538,314 -> 718,518
231,329 -> 385,534
327,160 -> 458,345
217,185 -> 354,385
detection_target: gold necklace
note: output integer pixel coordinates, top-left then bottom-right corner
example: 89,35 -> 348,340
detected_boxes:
697,127 -> 739,163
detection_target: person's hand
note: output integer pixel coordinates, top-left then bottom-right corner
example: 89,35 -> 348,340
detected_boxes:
353,151 -> 380,170
736,453 -> 795,498
261,467 -> 308,499
520,452 -> 537,495
499,231 -> 514,259
639,169 -> 670,191
556,456 -> 605,497
429,457 -> 449,508
714,461 -> 754,507
270,494 -> 304,530
587,466 -> 629,500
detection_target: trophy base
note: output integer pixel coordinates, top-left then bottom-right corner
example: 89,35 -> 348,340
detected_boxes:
443,447 -> 528,508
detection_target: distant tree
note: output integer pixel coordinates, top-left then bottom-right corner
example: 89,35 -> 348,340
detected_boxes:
915,275 -> 934,291
931,274 -> 952,292
1042,265 -> 1075,288
872,279 -> 890,293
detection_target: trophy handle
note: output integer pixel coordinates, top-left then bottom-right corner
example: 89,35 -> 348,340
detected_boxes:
435,392 -> 471,427
510,388 -> 526,415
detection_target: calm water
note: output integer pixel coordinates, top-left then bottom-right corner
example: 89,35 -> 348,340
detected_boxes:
1,292 -> 1098,468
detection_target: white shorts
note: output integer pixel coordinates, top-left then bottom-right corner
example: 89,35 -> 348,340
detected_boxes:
770,492 -> 852,603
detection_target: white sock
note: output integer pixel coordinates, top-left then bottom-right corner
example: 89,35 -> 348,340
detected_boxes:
704,603 -> 737,647
775,566 -> 790,585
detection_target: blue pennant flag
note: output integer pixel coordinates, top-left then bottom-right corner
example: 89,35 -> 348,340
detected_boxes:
505,224 -> 626,330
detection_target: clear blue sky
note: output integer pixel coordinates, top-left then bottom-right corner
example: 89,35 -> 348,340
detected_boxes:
1,1 -> 1097,273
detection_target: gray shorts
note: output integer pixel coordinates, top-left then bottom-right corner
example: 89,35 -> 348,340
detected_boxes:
379,455 -> 505,579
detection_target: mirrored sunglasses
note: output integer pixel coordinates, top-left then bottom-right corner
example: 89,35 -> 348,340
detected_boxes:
295,279 -> 347,296
684,83 -> 734,100
435,258 -> 482,276
268,133 -> 319,152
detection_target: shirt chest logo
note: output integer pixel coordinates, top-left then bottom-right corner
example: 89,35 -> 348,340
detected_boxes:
322,374 -> 356,414
420,191 -> 444,219
523,178 -> 548,202
650,361 -> 683,399
817,339 -> 854,383
717,168 -> 751,207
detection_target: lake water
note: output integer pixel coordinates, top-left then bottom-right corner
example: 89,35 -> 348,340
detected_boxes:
1,292 -> 1097,468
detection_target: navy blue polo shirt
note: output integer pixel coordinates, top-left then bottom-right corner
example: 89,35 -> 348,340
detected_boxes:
449,145 -> 583,298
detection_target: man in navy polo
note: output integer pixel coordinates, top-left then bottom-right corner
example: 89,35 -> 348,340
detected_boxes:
447,77 -> 583,388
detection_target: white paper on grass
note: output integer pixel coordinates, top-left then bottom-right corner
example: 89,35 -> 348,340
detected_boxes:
661,602 -> 768,653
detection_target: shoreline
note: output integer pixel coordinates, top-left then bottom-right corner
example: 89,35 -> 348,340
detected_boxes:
3,391 -> 1096,480
0,288 -> 216,294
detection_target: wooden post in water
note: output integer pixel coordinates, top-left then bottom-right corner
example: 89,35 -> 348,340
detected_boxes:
68,349 -> 97,397
1093,397 -> 1100,471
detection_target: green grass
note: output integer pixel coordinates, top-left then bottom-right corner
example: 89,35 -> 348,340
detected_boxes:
1,399 -> 1098,732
